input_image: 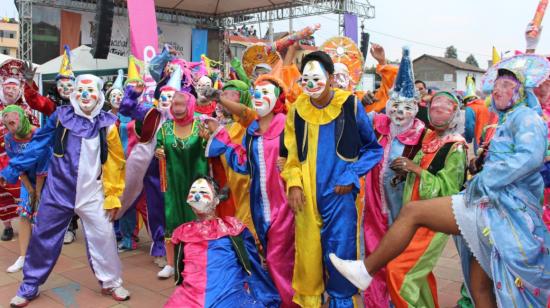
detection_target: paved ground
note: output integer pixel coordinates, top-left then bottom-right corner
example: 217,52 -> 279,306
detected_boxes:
0,220 -> 463,308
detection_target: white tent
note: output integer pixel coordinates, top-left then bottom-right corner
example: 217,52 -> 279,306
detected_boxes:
37,45 -> 127,80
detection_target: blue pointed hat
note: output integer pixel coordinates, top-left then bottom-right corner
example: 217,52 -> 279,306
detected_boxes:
390,46 -> 417,102
112,69 -> 124,91
161,65 -> 182,92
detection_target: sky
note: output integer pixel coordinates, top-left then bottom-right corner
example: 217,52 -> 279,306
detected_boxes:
0,1 -> 18,21
269,0 -> 550,68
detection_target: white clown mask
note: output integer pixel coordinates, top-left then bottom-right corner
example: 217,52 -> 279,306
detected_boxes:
253,82 -> 278,117
301,60 -> 328,99
1,79 -> 22,105
159,89 -> 176,112
71,75 -> 104,116
387,99 -> 418,128
109,88 -> 124,109
195,76 -> 213,102
187,178 -> 219,215
333,63 -> 350,90
56,78 -> 75,100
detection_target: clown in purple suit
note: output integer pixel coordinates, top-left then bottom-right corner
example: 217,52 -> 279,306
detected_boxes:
5,74 -> 130,307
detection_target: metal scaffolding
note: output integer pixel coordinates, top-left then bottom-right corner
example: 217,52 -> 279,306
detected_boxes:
16,0 -> 33,62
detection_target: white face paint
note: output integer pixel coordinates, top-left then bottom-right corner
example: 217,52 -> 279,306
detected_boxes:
186,178 -> 218,215
333,63 -> 350,90
388,100 -> 417,127
159,90 -> 175,112
75,78 -> 100,113
195,76 -> 213,101
300,60 -> 328,99
109,88 -> 124,109
253,82 -> 278,117
2,83 -> 21,105
56,78 -> 74,100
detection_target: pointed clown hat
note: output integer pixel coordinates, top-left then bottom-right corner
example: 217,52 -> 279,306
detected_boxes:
125,55 -> 143,85
112,69 -> 124,91
160,65 -> 182,92
463,75 -> 478,101
57,45 -> 74,80
390,46 -> 417,102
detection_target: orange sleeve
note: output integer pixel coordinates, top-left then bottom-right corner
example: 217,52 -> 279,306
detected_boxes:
280,64 -> 302,104
366,64 -> 398,113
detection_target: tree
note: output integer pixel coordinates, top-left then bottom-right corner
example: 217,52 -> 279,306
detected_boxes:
465,54 -> 479,67
445,45 -> 458,59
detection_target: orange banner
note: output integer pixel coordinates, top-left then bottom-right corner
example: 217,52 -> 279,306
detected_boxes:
60,10 -> 81,54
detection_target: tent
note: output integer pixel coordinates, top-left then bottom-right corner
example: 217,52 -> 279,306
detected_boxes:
37,45 -> 127,80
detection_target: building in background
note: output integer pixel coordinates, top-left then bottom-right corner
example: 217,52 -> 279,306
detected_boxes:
0,18 -> 19,57
413,54 -> 485,92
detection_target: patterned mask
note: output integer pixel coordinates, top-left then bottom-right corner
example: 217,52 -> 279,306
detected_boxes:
301,60 -> 328,99
253,82 -> 278,117
187,178 -> 218,215
56,78 -> 74,100
159,90 -> 175,112
109,88 -> 124,109
75,77 -> 100,113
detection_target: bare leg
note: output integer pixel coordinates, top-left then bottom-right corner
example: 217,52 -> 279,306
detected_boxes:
166,241 -> 174,267
364,196 -> 459,275
469,257 -> 496,308
18,218 -> 32,256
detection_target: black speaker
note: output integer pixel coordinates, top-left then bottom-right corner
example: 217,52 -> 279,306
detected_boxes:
360,32 -> 370,61
90,0 -> 114,59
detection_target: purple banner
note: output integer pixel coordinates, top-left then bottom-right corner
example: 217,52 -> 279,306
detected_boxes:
344,13 -> 358,44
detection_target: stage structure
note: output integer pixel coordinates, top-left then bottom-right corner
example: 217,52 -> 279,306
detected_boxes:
17,0 -> 374,65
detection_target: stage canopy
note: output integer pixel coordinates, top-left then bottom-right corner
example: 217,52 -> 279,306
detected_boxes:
155,0 -> 303,17
37,45 -> 127,80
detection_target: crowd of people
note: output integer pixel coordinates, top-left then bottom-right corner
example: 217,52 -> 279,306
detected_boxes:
0,21 -> 549,308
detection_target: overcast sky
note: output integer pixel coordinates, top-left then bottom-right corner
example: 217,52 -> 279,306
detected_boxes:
270,0 -> 549,68
0,1 -> 18,21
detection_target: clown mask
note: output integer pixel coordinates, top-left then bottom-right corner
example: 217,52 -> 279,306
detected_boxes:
253,81 -> 278,117
333,63 -> 350,90
388,100 -> 417,128
56,78 -> 74,100
195,76 -> 213,102
2,111 -> 21,135
159,89 -> 175,112
301,60 -> 328,99
187,178 -> 218,215
429,95 -> 457,128
2,81 -> 22,105
492,76 -> 520,111
109,88 -> 124,109
74,78 -> 101,114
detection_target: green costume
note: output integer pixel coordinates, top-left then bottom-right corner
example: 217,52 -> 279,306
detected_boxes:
156,119 -> 208,237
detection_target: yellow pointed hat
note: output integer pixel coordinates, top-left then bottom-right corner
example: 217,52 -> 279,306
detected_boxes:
492,46 -> 501,65
57,45 -> 74,80
464,75 -> 478,100
125,55 -> 143,85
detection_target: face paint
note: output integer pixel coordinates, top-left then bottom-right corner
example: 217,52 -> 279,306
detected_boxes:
2,83 -> 21,105
195,76 -> 213,101
75,78 -> 100,113
109,88 -> 124,109
492,76 -> 520,111
332,63 -> 350,90
159,90 -> 175,112
187,178 -> 218,215
2,111 -> 20,135
301,60 -> 328,99
253,82 -> 278,117
429,95 -> 457,128
388,100 -> 417,127
534,78 -> 550,108
56,78 -> 74,100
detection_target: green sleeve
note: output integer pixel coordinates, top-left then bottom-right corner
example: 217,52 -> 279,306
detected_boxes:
230,58 -> 251,88
156,124 -> 165,149
418,143 -> 467,199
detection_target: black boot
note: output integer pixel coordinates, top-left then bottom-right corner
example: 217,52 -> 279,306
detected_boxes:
1,227 -> 14,241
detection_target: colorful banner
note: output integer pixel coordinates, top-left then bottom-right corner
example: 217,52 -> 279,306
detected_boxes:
344,13 -> 358,44
191,29 -> 208,62
127,0 -> 158,62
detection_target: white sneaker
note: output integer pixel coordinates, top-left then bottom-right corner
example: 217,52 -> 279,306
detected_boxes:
63,231 -> 76,244
157,265 -> 174,279
102,286 -> 130,301
7,256 -> 25,273
153,256 -> 167,268
10,295 -> 30,307
329,253 -> 372,291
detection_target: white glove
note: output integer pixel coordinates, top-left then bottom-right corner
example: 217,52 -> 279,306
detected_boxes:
526,22 -> 543,51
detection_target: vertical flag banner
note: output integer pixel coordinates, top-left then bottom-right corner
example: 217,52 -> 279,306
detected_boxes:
127,0 -> 158,62
191,29 -> 208,62
344,13 -> 358,44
